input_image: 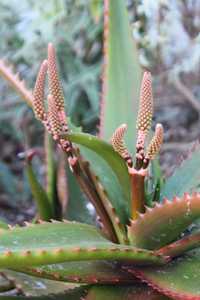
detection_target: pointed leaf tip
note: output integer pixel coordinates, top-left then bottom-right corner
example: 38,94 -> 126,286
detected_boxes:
130,249 -> 200,300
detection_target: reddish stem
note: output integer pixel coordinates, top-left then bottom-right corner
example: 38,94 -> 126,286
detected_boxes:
129,168 -> 146,220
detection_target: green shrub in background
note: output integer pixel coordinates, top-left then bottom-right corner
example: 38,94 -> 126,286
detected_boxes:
0,0 -> 102,130
0,0 -> 103,211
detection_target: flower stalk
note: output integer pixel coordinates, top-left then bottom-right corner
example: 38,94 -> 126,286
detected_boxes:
111,71 -> 163,220
129,168 -> 146,219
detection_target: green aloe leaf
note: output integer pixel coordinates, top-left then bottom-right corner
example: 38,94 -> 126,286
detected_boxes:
130,249 -> 200,300
100,0 -> 142,154
157,231 -> 200,258
77,146 -> 129,223
18,261 -> 136,284
68,120 -> 130,222
148,159 -> 164,204
0,222 -> 165,268
65,165 -> 94,225
26,161 -> 54,221
85,284 -> 169,300
0,285 -> 86,300
128,193 -> 200,250
3,270 -> 79,297
160,143 -> 200,201
0,274 -> 15,293
64,132 -> 130,206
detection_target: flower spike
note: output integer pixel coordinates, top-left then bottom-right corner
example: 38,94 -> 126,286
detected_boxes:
111,124 -> 133,167
47,43 -> 65,112
136,71 -> 153,135
135,71 -> 153,169
47,94 -> 62,140
33,60 -> 48,121
145,123 -> 164,163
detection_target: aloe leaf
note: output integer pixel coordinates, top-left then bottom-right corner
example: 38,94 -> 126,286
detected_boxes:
64,132 -> 130,203
78,146 -> 129,223
100,0 -> 142,154
86,168 -> 127,244
157,231 -> 200,258
3,270 -> 80,297
68,120 -> 130,222
0,222 -> 165,268
65,165 -> 94,225
149,159 -> 164,203
26,161 -> 54,221
0,274 -> 15,293
0,285 -> 87,300
85,284 -> 169,300
128,193 -> 200,250
160,143 -> 200,201
18,261 -> 136,284
128,249 -> 200,300
0,59 -> 33,107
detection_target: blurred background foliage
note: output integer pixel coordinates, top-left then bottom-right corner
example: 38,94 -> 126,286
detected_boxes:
0,0 -> 102,222
0,0 -> 199,223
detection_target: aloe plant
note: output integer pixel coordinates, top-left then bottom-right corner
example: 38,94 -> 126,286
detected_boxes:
0,1 -> 199,299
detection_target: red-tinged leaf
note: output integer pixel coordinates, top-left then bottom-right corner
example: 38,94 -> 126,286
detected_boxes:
0,59 -> 33,106
126,249 -> 200,300
157,231 -> 200,258
85,284 -> 170,300
17,261 -> 136,284
128,193 -> 200,250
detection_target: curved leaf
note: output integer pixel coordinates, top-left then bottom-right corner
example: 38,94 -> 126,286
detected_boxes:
64,132 -> 130,203
0,274 -> 15,293
26,162 -> 54,221
3,270 -> 78,297
0,285 -> 86,300
0,222 -> 165,268
100,0 -> 142,155
128,193 -> 200,250
76,145 -> 129,223
65,166 -> 94,225
18,261 -> 136,284
67,121 -> 130,223
157,231 -> 200,258
129,249 -> 200,300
